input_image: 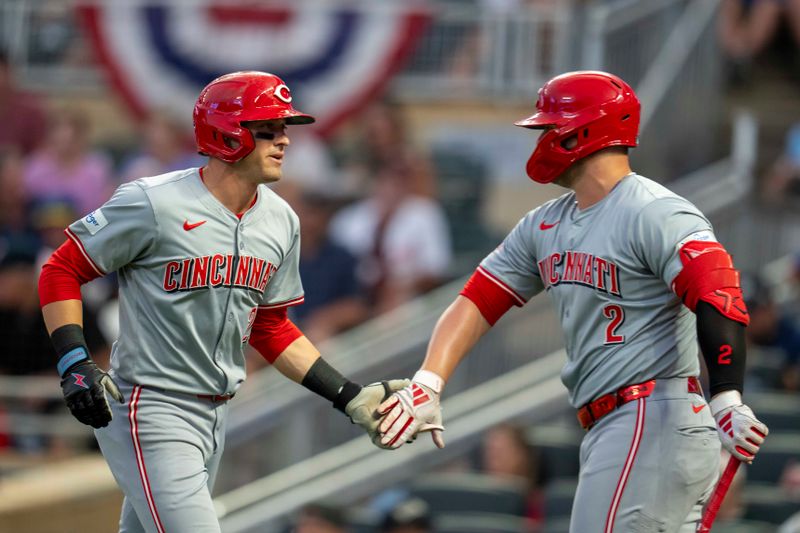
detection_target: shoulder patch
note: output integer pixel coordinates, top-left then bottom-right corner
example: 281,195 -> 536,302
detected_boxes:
82,209 -> 108,235
677,230 -> 715,249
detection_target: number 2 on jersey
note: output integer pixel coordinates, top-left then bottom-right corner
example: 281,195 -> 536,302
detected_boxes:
603,304 -> 625,344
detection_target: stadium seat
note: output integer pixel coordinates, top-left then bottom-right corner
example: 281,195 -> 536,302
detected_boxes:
409,472 -> 528,516
543,477 -> 578,519
434,512 -> 527,533
746,432 -> 800,483
746,392 -> 800,432
743,483 -> 799,525
712,519 -> 779,533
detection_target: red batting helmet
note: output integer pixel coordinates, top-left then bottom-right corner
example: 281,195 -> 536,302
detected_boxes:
193,71 -> 315,164
515,71 -> 640,184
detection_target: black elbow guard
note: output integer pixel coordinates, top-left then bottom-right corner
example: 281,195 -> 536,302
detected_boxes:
696,301 -> 746,396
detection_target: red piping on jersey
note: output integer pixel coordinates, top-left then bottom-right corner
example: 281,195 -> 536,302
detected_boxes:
248,308 -> 304,363
65,228 -> 105,276
475,266 -> 526,305
38,238 -> 103,307
129,386 -> 166,533
605,397 -> 646,533
459,268 -> 520,326
258,295 -> 305,310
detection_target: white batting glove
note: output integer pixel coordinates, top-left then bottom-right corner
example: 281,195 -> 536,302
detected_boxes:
710,390 -> 769,464
346,379 -> 411,449
378,370 -> 445,450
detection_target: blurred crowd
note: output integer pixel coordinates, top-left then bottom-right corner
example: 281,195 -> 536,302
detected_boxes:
1,1 -> 800,531
0,49 -> 473,454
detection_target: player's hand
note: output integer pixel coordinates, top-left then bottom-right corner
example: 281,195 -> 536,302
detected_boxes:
710,390 -> 768,463
61,360 -> 124,429
378,370 -> 445,450
345,379 -> 410,449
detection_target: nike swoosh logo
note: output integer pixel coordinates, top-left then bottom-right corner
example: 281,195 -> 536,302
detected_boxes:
692,403 -> 705,413
183,220 -> 207,231
539,220 -> 559,230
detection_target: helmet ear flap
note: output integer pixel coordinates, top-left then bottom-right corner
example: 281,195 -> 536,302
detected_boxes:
515,70 -> 640,184
193,71 -> 314,164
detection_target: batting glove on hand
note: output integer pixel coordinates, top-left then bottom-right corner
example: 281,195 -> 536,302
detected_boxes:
346,379 -> 410,449
378,370 -> 445,450
710,390 -> 768,463
61,360 -> 124,429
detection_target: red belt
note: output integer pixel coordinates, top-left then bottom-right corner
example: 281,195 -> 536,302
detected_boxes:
577,377 -> 702,430
197,393 -> 235,403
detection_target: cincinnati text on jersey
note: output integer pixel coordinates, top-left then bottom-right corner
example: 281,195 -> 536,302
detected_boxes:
162,254 -> 278,293
537,251 -> 622,296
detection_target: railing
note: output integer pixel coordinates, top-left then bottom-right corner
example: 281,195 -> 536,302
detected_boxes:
217,350 -> 570,532
214,280 -> 565,493
0,0 -> 575,99
581,0 -> 725,180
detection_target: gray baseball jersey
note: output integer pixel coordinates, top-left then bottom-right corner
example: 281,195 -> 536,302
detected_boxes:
480,173 -> 715,407
67,167 -> 303,395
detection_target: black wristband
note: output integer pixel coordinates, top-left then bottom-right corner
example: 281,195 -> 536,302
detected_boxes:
301,358 -> 361,412
51,324 -> 91,377
333,382 -> 362,413
696,301 -> 746,396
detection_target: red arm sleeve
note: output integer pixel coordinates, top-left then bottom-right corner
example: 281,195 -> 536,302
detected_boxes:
459,269 -> 517,326
38,239 -> 103,307
248,308 -> 304,364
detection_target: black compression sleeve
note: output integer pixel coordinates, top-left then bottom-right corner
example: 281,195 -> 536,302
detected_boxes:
301,357 -> 361,412
696,301 -> 746,396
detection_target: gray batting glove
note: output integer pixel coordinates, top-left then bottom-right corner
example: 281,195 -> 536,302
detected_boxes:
346,379 -> 411,449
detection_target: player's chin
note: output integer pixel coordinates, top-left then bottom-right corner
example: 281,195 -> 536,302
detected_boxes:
261,168 -> 283,184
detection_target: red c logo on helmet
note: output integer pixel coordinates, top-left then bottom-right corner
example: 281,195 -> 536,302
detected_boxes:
275,84 -> 292,103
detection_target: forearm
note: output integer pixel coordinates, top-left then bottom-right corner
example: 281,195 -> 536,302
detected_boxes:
271,335 -> 322,383
420,296 -> 491,384
42,300 -> 84,335
272,335 -> 361,411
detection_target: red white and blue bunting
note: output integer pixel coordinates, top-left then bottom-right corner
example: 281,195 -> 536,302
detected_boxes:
78,2 -> 428,136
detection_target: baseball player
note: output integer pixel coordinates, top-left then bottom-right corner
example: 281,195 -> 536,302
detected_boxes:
377,71 -> 769,532
37,71 -> 407,533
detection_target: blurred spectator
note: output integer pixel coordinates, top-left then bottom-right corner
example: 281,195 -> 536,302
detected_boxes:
289,187 -> 368,343
293,503 -> 349,533
381,497 -> 432,533
0,147 -> 35,238
717,0 -> 800,84
281,130 -> 343,194
744,274 -> 800,391
780,459 -> 800,501
0,234 -> 108,377
338,99 -> 436,198
26,1 -> 80,65
119,111 -> 205,182
331,162 -> 452,313
23,108 -> 114,216
479,424 -> 544,532
762,122 -> 800,203
0,51 -> 47,155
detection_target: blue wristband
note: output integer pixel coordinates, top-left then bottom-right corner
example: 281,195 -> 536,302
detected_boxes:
57,347 -> 89,377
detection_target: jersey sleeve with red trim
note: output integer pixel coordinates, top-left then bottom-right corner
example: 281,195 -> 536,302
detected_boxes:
460,269 -> 518,325
259,211 -> 304,309
66,182 -> 158,274
477,213 -> 544,304
632,197 -> 715,287
248,307 -> 304,363
38,239 -> 104,307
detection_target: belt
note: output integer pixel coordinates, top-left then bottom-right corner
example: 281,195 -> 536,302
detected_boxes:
577,376 -> 702,430
196,393 -> 235,403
